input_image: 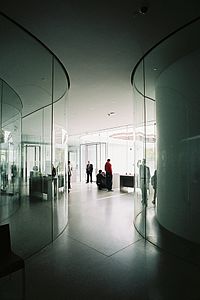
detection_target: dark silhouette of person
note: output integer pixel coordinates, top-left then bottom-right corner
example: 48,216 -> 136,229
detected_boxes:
52,165 -> 56,177
151,170 -> 157,205
68,161 -> 72,192
86,161 -> 93,183
105,158 -> 113,191
11,164 -> 17,183
139,159 -> 150,205
96,170 -> 106,190
52,164 -> 57,196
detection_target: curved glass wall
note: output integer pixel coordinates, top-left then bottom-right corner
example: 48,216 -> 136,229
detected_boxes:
0,80 -> 22,222
132,17 -> 200,261
0,12 -> 70,258
133,61 -> 156,238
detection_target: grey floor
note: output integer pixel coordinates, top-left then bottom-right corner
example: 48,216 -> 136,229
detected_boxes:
1,182 -> 200,300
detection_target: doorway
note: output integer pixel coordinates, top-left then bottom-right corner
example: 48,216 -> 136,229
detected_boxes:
24,145 -> 41,182
80,143 -> 106,182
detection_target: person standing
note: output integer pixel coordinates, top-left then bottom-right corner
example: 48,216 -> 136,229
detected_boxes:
52,164 -> 56,177
86,161 -> 93,183
105,158 -> 113,191
68,161 -> 72,192
52,164 -> 57,196
151,170 -> 157,205
139,158 -> 150,205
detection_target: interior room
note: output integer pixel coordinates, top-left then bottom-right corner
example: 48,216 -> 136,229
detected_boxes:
0,1 -> 200,299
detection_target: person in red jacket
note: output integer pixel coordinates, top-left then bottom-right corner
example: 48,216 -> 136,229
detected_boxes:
105,158 -> 113,191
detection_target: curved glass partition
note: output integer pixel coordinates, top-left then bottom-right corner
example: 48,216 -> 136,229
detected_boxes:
0,80 -> 22,221
132,17 -> 200,263
0,12 -> 70,258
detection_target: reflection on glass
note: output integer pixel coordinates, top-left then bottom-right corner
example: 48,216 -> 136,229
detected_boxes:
139,158 -> 151,206
52,95 -> 68,239
0,13 -> 69,260
133,59 -> 157,238
132,16 -> 200,259
0,80 -> 22,222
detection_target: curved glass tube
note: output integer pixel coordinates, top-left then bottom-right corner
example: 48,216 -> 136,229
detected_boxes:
0,12 -> 70,257
132,17 -> 200,263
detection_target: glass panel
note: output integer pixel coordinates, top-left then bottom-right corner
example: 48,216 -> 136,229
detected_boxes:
87,144 -> 96,178
80,142 -> 107,183
0,13 -> 69,262
132,18 -> 200,263
80,144 -> 86,182
16,107 -> 52,256
0,16 -> 52,117
68,149 -> 79,184
53,58 -> 68,103
0,80 -> 22,222
52,59 -> 68,239
100,143 -> 106,172
152,20 -> 200,249
141,18 -> 200,251
96,144 -> 100,176
133,60 -> 146,238
143,53 -> 157,243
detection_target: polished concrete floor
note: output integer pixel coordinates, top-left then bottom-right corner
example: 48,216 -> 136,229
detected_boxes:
1,182 -> 200,299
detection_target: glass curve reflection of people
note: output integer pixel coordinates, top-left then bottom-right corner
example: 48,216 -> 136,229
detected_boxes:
68,161 -> 72,192
52,164 -> 57,196
151,170 -> 157,205
52,165 -> 56,177
139,158 -> 150,205
96,170 -> 106,190
105,158 -> 113,191
86,161 -> 93,183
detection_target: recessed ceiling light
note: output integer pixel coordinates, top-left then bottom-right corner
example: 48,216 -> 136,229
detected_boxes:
139,6 -> 149,15
107,112 -> 115,116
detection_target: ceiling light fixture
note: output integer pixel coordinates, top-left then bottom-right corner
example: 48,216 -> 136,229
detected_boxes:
139,6 -> 149,15
133,4 -> 149,18
107,112 -> 115,117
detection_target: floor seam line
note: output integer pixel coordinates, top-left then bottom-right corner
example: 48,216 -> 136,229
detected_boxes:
106,238 -> 143,257
66,234 -> 110,257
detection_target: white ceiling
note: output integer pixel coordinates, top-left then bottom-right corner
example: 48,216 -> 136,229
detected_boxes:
1,0 -> 200,136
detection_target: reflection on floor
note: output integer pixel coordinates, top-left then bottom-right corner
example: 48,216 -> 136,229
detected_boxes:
135,201 -> 200,267
0,193 -> 20,222
1,182 -> 200,300
0,185 -> 68,258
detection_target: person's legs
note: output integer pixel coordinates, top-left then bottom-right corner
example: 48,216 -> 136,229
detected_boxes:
110,174 -> 113,190
86,173 -> 89,183
140,180 -> 148,206
152,188 -> 157,204
90,172 -> 92,182
106,173 -> 109,189
106,173 -> 112,191
102,177 -> 106,189
141,183 -> 147,205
